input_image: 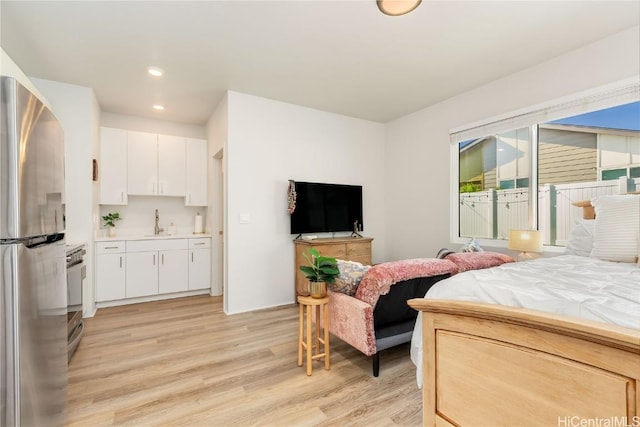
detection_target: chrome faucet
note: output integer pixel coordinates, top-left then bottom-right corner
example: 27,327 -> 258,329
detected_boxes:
154,209 -> 164,235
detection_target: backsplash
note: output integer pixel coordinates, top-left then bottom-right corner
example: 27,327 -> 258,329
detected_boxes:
99,196 -> 207,237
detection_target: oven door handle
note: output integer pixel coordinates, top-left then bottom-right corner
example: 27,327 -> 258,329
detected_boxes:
67,320 -> 84,361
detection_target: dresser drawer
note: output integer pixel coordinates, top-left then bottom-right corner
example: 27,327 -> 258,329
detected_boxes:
96,241 -> 126,254
189,238 -> 211,249
127,239 -> 188,252
312,244 -> 347,259
347,241 -> 371,258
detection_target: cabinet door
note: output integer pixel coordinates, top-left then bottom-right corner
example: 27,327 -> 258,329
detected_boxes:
96,253 -> 126,301
99,127 -> 128,204
159,249 -> 189,294
125,251 -> 159,298
185,138 -> 208,206
127,131 -> 158,195
189,248 -> 211,290
157,135 -> 186,196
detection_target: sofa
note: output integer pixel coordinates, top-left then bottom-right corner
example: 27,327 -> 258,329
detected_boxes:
327,252 -> 514,376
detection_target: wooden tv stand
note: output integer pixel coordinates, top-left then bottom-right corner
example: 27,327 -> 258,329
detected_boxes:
294,237 -> 373,296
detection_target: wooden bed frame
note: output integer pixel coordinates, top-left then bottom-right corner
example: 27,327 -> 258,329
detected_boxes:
407,299 -> 640,426
408,196 -> 640,425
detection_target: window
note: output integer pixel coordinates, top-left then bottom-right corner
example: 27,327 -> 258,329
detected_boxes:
453,91 -> 639,247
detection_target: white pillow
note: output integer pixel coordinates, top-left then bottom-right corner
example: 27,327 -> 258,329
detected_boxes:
564,219 -> 595,257
590,195 -> 640,263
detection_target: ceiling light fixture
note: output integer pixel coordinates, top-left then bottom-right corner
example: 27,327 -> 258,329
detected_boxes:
147,67 -> 164,77
377,0 -> 421,16
152,104 -> 165,111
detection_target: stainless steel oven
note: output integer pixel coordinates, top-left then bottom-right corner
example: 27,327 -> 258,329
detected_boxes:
66,243 -> 86,361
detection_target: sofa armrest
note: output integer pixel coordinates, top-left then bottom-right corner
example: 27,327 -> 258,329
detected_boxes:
444,251 -> 514,272
327,291 -> 377,356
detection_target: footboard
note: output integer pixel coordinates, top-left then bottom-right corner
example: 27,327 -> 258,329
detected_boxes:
407,299 -> 640,427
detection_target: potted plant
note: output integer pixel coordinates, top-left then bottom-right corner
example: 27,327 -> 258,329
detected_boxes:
102,212 -> 121,237
299,248 -> 339,298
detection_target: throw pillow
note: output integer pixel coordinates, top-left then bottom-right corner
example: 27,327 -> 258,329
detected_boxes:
590,195 -> 640,263
329,260 -> 371,296
564,219 -> 595,257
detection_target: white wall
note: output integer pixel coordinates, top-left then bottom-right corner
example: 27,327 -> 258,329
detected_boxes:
384,26 -> 640,261
31,78 -> 101,317
101,112 -> 206,139
222,91 -> 385,314
0,48 -> 50,109
99,198 -> 204,237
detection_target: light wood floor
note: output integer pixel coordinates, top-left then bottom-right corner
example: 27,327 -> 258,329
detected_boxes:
66,295 -> 422,426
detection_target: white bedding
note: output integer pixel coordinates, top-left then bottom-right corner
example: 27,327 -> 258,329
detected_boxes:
410,254 -> 640,387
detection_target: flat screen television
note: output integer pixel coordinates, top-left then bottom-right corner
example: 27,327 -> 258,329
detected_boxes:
290,181 -> 363,235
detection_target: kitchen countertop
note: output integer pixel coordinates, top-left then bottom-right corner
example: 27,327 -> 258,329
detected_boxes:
95,233 -> 211,242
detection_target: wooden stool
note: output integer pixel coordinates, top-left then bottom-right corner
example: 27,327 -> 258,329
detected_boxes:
297,295 -> 330,376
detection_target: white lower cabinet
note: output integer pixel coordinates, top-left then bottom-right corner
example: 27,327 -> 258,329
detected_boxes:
159,249 -> 189,294
188,238 -> 211,290
96,237 -> 210,305
96,241 -> 126,302
126,239 -> 188,298
125,251 -> 159,298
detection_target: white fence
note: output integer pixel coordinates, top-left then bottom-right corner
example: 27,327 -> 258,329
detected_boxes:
460,176 -> 638,246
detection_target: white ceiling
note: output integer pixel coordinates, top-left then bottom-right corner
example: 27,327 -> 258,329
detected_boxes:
1,1 -> 639,125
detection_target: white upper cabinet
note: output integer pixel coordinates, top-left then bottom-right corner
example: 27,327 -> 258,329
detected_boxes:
127,131 -> 186,197
185,138 -> 208,206
127,131 -> 158,196
99,127 -> 128,204
157,135 -> 186,197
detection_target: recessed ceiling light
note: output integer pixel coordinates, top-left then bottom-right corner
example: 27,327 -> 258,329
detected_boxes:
377,0 -> 421,16
147,67 -> 164,77
152,104 -> 165,111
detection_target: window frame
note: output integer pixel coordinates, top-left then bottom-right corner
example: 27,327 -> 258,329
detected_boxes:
449,78 -> 640,249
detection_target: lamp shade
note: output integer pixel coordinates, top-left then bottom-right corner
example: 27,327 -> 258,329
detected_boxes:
508,230 -> 543,253
377,0 -> 422,16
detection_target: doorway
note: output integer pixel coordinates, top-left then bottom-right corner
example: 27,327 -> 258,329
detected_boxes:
212,148 -> 225,310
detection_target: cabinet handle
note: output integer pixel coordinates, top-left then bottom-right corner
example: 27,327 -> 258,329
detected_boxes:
104,246 -> 119,249
120,256 -> 122,268
153,254 -> 156,265
121,192 -> 124,202
191,252 -> 194,262
162,254 -> 164,264
194,242 -> 205,246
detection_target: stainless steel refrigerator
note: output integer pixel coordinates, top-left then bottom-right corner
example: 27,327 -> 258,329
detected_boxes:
1,76 -> 67,426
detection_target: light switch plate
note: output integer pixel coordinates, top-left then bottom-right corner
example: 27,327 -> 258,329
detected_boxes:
239,213 -> 251,224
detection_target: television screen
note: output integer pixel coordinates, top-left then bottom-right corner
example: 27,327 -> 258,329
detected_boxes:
290,181 -> 363,235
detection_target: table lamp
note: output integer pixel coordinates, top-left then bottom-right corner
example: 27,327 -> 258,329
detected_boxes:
508,229 -> 543,261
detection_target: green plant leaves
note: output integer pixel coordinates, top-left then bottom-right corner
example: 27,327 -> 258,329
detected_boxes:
102,212 -> 121,228
299,247 -> 339,283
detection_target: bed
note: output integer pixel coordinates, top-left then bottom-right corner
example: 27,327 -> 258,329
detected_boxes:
408,194 -> 640,426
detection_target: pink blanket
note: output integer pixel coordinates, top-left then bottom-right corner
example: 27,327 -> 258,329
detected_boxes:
355,258 -> 458,308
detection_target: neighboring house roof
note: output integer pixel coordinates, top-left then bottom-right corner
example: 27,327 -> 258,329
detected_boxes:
459,102 -> 639,152
549,101 -> 640,132
459,137 -> 488,152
